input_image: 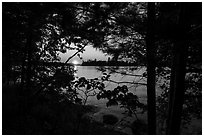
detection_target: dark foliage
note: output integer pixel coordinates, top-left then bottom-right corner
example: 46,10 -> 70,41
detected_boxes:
97,85 -> 146,119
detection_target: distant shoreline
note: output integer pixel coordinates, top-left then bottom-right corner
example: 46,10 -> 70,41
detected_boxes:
81,61 -> 142,66
10,61 -> 143,67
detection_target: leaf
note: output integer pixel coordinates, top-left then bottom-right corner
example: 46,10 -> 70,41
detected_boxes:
142,72 -> 147,77
75,98 -> 82,104
97,93 -> 103,100
106,99 -> 118,107
86,84 -> 91,90
127,92 -> 134,97
94,78 -> 98,80
77,44 -> 82,48
103,73 -> 107,75
79,77 -> 86,82
68,40 -> 71,45
122,85 -> 128,93
100,83 -> 105,88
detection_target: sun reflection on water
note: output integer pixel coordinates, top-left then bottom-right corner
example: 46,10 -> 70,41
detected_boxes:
73,65 -> 78,76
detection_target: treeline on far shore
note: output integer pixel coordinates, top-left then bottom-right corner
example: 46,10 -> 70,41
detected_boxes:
81,60 -> 139,66
9,60 -> 140,67
31,60 -> 137,66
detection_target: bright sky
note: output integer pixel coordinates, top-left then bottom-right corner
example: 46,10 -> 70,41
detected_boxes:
59,45 -> 111,64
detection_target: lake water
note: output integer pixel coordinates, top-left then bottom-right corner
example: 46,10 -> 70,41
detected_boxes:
74,65 -> 162,106
74,66 -> 201,135
73,66 -> 163,134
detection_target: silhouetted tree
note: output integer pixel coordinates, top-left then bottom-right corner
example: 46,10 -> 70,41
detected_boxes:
146,2 -> 156,134
166,3 -> 199,134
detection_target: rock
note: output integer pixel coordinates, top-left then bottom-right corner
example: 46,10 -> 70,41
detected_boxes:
131,120 -> 147,135
103,114 -> 118,125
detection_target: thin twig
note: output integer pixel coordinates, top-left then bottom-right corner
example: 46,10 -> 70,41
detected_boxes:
108,68 -> 144,77
64,44 -> 87,64
108,79 -> 147,85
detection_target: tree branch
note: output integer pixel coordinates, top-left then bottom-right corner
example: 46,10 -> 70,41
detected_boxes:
108,79 -> 146,85
64,44 -> 87,64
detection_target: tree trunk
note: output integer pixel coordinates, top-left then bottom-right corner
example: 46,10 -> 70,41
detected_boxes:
146,2 -> 156,135
166,3 -> 188,134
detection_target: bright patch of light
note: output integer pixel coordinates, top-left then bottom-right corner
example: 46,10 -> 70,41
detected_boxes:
72,60 -> 79,65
